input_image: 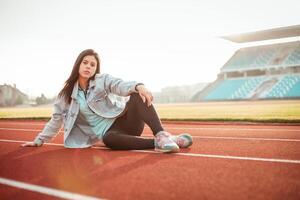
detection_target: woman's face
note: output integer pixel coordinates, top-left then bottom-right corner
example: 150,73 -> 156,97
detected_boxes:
78,55 -> 98,80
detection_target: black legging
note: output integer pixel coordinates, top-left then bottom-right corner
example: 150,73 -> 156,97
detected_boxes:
102,93 -> 164,150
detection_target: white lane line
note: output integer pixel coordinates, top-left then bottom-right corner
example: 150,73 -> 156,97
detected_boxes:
1,139 -> 300,164
0,128 -> 63,133
1,128 -> 300,142
131,150 -> 300,164
192,136 -> 300,142
142,135 -> 300,142
164,127 -> 300,132
0,177 -> 103,200
1,122 -> 300,132
0,122 -> 46,126
0,127 -> 42,132
0,139 -> 65,147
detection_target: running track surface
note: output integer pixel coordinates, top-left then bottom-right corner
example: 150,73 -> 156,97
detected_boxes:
0,120 -> 300,200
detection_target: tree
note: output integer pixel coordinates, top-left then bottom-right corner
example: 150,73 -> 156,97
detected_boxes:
36,94 -> 47,105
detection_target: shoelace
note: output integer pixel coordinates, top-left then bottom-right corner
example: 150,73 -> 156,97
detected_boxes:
156,133 -> 173,147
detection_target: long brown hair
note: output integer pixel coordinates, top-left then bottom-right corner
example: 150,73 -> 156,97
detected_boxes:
58,49 -> 100,104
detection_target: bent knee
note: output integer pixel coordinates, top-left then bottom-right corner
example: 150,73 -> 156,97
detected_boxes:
128,93 -> 144,105
129,93 -> 140,100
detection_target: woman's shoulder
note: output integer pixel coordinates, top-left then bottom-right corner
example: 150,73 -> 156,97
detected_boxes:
95,73 -> 110,79
94,73 -> 111,86
95,73 -> 118,81
95,73 -> 103,77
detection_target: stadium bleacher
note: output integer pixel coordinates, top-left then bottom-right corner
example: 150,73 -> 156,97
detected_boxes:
283,46 -> 300,66
204,77 -> 265,100
197,25 -> 300,101
266,74 -> 300,98
222,42 -> 300,72
203,73 -> 300,101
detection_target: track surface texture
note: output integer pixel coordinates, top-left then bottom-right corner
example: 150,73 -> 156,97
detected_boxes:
0,120 -> 299,200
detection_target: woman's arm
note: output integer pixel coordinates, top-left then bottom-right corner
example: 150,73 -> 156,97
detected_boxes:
103,74 -> 139,96
21,96 -> 66,147
103,73 -> 153,106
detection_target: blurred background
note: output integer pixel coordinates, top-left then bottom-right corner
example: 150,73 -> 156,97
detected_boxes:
0,0 -> 300,109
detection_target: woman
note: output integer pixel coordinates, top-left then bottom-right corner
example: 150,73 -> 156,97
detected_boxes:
22,49 -> 193,153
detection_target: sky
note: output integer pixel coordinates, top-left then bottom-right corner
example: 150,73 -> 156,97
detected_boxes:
1,0 -> 300,98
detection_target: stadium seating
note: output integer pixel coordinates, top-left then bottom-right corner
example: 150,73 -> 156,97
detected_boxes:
266,74 -> 300,98
224,50 -> 260,70
252,48 -> 276,67
282,46 -> 300,66
203,74 -> 300,100
223,48 -> 275,70
200,41 -> 300,101
204,77 -> 265,100
223,43 -> 300,71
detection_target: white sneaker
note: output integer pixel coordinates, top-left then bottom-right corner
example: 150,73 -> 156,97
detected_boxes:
171,133 -> 193,148
154,131 -> 179,153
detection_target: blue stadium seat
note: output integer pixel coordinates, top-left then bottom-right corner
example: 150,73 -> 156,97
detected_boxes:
283,47 -> 300,66
204,77 -> 265,100
266,75 -> 300,98
223,43 -> 300,71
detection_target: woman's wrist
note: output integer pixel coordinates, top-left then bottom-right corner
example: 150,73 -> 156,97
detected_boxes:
34,138 -> 44,146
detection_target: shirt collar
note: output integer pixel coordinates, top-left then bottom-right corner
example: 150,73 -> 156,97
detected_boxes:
71,79 -> 96,100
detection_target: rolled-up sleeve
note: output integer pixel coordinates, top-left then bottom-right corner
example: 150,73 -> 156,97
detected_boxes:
103,74 -> 139,96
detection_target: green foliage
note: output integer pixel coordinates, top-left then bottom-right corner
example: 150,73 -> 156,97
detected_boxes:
35,94 -> 52,105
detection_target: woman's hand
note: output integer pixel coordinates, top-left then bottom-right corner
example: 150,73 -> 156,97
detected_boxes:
136,85 -> 153,107
21,142 -> 39,147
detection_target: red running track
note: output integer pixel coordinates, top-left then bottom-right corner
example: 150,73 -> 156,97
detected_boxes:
0,120 -> 300,200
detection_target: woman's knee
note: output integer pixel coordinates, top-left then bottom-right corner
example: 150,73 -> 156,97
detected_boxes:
129,93 -> 141,102
128,93 -> 147,108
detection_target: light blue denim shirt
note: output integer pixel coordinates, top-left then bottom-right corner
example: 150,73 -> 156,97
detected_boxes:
34,73 -> 139,148
84,89 -> 115,134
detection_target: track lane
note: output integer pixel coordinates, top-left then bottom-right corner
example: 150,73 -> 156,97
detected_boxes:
1,120 -> 300,140
1,126 -> 300,160
0,142 -> 300,200
1,120 -> 300,199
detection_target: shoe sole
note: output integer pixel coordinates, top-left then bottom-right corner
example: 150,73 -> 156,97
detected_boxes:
155,146 -> 180,153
